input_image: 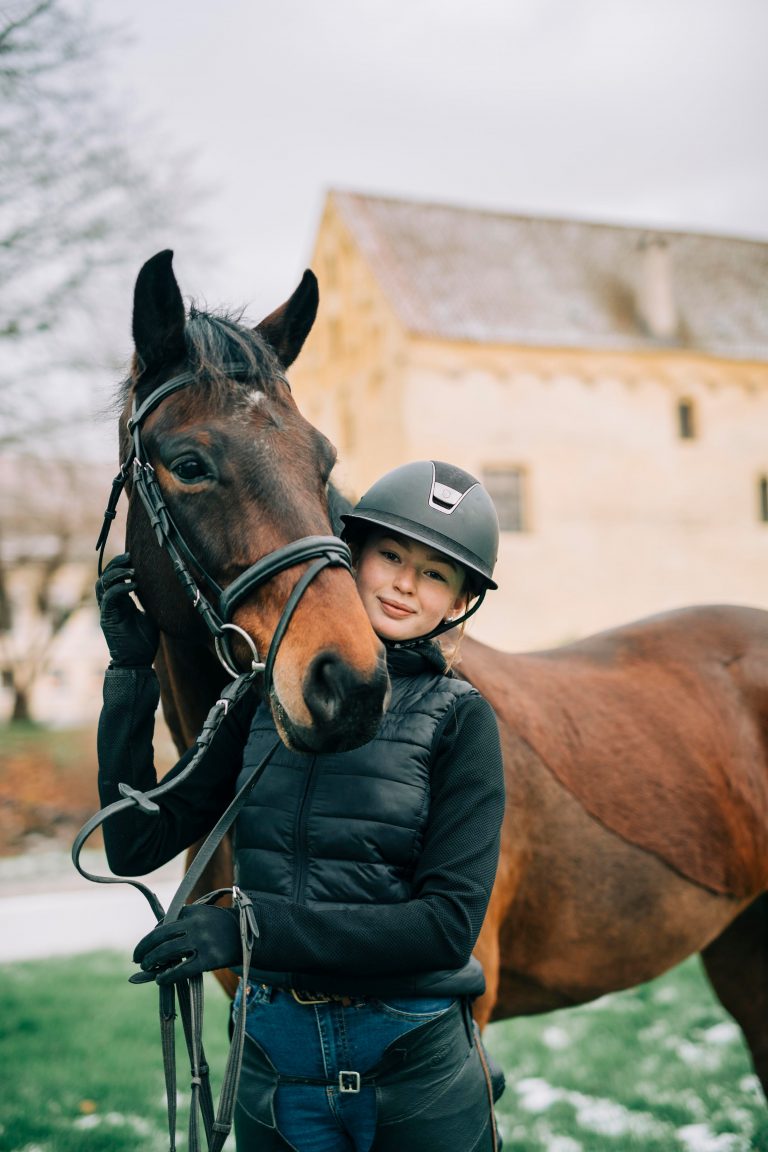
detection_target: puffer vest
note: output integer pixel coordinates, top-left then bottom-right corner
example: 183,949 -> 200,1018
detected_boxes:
233,645 -> 485,996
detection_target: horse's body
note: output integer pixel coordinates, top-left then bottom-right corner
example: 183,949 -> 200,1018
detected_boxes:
461,604 -> 768,1096
121,254 -> 768,1098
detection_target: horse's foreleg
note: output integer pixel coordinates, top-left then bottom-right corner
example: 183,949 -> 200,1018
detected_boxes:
700,893 -> 768,1100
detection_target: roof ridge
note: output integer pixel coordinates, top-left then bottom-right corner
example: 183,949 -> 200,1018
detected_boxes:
330,187 -> 768,248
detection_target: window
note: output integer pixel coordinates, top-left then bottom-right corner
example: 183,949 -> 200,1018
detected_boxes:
677,398 -> 696,440
759,475 -> 768,523
482,466 -> 527,532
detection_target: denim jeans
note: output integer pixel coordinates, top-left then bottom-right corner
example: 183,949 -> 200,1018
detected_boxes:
232,982 -> 454,1152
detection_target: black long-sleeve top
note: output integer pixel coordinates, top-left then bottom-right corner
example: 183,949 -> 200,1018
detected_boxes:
97,656 -> 505,982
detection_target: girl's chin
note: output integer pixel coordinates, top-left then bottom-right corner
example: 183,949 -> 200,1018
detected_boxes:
373,618 -> 420,642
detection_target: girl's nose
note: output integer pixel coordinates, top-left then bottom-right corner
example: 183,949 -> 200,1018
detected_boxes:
393,565 -> 416,592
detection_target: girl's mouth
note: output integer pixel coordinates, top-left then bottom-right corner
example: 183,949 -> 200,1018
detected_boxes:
378,598 -> 416,619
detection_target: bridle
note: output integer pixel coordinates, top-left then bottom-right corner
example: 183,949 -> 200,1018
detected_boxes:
96,364 -> 353,693
81,362 -> 357,1152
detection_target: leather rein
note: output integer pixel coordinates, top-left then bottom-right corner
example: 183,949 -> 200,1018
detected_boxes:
77,364 -> 354,1152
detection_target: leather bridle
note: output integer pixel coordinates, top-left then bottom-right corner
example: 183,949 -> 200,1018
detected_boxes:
96,365 -> 352,693
83,364 -> 357,1151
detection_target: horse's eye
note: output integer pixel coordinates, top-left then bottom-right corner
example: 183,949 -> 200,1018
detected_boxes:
172,457 -> 208,483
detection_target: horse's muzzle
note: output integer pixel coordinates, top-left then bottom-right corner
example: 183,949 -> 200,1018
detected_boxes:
275,651 -> 390,753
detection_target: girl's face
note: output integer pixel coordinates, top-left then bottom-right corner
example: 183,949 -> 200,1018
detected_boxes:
354,530 -> 468,642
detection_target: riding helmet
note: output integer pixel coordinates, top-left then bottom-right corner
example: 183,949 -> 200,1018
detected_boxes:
340,460 -> 499,594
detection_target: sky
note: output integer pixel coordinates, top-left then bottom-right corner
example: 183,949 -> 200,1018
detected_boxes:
95,0 -> 768,320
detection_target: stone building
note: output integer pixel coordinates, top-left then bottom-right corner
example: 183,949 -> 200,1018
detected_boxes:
289,190 -> 768,650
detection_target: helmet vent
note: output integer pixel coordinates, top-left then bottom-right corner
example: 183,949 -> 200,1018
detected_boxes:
429,481 -> 464,514
429,461 -> 477,515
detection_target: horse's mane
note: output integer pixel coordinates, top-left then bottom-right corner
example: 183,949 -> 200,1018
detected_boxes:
118,305 -> 286,405
328,482 -> 353,536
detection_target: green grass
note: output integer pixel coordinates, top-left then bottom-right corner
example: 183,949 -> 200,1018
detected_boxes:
0,952 -> 766,1151
0,952 -> 233,1151
484,958 -> 768,1151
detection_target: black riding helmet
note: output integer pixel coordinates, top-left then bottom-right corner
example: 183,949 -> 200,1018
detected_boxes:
340,460 -> 499,645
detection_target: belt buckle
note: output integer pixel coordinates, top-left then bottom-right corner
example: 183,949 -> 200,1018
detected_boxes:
290,988 -> 331,1005
339,1070 -> 361,1094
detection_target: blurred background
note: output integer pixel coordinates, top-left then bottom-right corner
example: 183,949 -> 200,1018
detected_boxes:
1,3 -> 767,1146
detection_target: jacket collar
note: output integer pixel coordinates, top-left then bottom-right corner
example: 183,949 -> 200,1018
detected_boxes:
385,639 -> 448,677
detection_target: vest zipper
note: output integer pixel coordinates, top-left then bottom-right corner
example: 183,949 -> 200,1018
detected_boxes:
292,755 -> 317,902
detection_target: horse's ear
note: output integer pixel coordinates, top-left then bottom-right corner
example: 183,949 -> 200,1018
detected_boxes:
255,269 -> 318,369
132,250 -> 186,373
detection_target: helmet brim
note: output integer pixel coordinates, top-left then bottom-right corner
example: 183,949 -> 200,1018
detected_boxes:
340,510 -> 498,591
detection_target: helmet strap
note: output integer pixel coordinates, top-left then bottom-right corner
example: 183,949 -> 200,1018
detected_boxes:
387,588 -> 487,650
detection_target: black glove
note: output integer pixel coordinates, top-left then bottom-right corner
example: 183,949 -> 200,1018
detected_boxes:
131,904 -> 242,985
96,552 -> 160,668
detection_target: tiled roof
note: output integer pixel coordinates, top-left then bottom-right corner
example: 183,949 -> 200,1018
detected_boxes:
331,190 -> 768,360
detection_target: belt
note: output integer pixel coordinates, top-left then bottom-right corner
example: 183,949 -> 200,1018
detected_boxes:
288,988 -> 356,1007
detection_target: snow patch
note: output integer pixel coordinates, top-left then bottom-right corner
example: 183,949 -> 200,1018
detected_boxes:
542,1025 -> 571,1050
677,1123 -> 750,1152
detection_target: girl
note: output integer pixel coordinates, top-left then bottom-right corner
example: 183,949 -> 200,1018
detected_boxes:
97,459 -> 506,1152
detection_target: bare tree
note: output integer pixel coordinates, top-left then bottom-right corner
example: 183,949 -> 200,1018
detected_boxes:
0,454 -> 119,722
0,0 -> 201,450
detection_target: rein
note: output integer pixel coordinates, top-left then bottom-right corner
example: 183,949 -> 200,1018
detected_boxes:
81,364 -> 355,1150
72,670 -> 278,1152
95,364 -> 352,689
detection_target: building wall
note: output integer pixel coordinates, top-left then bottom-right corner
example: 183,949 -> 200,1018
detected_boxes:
291,209 -> 768,652
401,341 -> 768,648
292,196 -> 410,500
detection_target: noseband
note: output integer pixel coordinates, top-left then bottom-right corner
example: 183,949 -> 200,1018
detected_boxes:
96,366 -> 352,692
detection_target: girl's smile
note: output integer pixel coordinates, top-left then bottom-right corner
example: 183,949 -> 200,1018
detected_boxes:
355,531 -> 467,642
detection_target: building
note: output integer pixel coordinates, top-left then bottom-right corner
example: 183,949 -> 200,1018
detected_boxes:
289,190 -> 768,650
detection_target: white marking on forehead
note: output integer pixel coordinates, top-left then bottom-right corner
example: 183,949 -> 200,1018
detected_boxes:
243,388 -> 266,408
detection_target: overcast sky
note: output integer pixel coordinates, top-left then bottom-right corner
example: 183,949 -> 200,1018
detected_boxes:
97,0 -> 768,320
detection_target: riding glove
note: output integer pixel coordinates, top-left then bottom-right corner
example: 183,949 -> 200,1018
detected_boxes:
132,904 -> 242,985
96,552 -> 160,668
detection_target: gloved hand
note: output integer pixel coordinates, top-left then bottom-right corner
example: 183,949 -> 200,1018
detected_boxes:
131,903 -> 242,985
96,552 -> 160,668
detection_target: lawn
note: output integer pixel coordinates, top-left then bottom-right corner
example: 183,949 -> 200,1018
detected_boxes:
0,952 -> 766,1151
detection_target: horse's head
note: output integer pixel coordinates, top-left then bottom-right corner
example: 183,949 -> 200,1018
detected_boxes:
121,250 -> 388,753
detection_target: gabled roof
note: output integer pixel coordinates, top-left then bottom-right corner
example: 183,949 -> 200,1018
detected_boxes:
330,190 -> 768,360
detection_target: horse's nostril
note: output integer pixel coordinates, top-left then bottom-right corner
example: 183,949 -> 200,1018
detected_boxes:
303,650 -> 389,737
306,653 -> 349,726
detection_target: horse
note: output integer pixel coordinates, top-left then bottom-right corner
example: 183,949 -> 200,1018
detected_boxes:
460,606 -> 768,1099
122,253 -> 768,1101
115,251 -> 389,997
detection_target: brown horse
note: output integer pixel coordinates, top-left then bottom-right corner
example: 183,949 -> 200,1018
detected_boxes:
124,256 -> 768,1099
461,605 -> 768,1098
118,252 -> 389,988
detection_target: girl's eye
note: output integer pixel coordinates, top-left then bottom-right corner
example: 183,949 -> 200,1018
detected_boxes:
425,569 -> 447,583
380,550 -> 400,562
172,457 -> 208,483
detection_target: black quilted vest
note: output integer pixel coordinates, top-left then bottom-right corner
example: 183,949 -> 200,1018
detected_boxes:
234,645 -> 477,909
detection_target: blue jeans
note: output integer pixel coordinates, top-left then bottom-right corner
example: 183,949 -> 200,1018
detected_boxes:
232,982 -> 454,1152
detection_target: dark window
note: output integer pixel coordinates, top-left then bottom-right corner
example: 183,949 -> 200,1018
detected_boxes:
759,476 -> 768,523
678,398 -> 696,440
482,466 -> 527,532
